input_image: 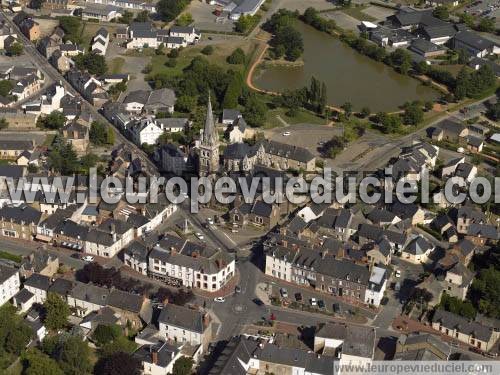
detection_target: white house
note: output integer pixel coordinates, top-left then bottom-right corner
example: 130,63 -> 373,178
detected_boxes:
67,282 -> 110,317
23,273 -> 51,304
91,27 -> 109,56
169,26 -> 200,44
402,235 -> 435,264
364,266 -> 388,307
0,264 -> 20,306
130,118 -> 163,146
158,304 -> 207,348
137,341 -> 183,375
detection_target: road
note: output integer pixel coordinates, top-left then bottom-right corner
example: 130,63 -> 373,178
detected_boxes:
0,10 -> 157,176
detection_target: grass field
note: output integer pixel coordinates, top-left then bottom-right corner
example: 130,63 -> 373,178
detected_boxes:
341,6 -> 377,22
0,250 -> 22,263
264,108 -> 327,128
108,57 -> 125,74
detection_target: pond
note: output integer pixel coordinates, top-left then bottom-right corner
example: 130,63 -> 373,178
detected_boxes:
252,22 -> 440,112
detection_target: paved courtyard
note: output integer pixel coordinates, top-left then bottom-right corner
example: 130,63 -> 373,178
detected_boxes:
188,0 -> 235,33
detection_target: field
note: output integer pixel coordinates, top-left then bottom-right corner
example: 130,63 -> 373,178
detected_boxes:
264,108 -> 327,129
341,6 -> 377,22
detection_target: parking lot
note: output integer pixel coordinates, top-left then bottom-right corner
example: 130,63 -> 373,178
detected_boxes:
188,1 -> 235,33
463,0 -> 500,28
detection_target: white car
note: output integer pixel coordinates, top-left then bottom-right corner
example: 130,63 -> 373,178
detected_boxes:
280,288 -> 288,298
214,297 -> 225,303
395,270 -> 401,278
82,255 -> 94,262
195,232 -> 204,240
282,131 -> 291,136
207,217 -> 214,225
310,298 -> 317,306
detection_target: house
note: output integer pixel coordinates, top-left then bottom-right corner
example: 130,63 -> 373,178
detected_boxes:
432,118 -> 468,142
425,0 -> 458,6
130,118 -> 163,146
221,109 -> 242,125
417,24 -> 459,45
432,214 -> 458,243
24,308 -> 47,343
124,240 -> 150,275
20,251 -> 59,278
13,287 -> 36,313
62,121 -> 89,154
0,264 -> 20,306
158,143 -> 189,175
452,31 -> 499,58
169,26 -> 200,44
441,156 -> 465,178
444,262 -> 474,300
18,17 -> 40,41
229,0 -> 266,20
0,204 -> 42,240
66,70 -> 109,107
367,208 -> 400,227
432,309 -> 500,351
225,117 -> 252,143
314,322 -> 375,366
82,5 -> 122,22
60,43 -> 84,57
135,341 -> 183,375
365,239 -> 392,266
364,265 -> 388,306
455,162 -> 477,184
0,140 -> 35,159
24,273 -> 51,304
297,202 -> 330,223
208,336 -> 335,375
402,235 -> 434,263
370,27 -> 414,47
11,74 -> 42,101
84,218 -> 134,258
147,235 -> 235,293
456,206 -> 485,234
91,27 -> 110,56
50,50 -> 72,73
230,200 -> 280,230
107,289 -> 151,328
158,304 -> 209,350
123,88 -> 176,114
409,38 -> 447,57
156,117 -> 189,133
466,135 -> 484,153
395,333 -> 450,360
67,281 -> 110,317
0,108 -> 38,129
466,223 -> 498,246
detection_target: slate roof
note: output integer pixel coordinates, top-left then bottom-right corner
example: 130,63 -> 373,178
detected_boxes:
222,108 -> 241,122
14,288 -> 34,304
0,264 -> 18,284
70,282 -> 110,305
454,30 -> 495,51
158,304 -> 204,333
24,273 -> 51,291
405,236 -> 433,255
410,38 -> 446,54
134,341 -> 180,368
259,139 -> 314,163
432,309 -> 495,342
0,204 -> 41,225
0,139 -> 34,151
315,258 -> 370,285
223,142 -> 256,159
48,278 -> 75,297
316,322 -> 375,358
107,289 -> 144,313
467,223 -> 498,240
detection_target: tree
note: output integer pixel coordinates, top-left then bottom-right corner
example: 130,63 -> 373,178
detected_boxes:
168,48 -> 179,58
360,107 -> 370,118
227,48 -> 246,64
223,71 -> 243,109
100,336 -> 137,358
43,293 -> 70,331
486,102 -> 500,121
107,127 -> 115,145
439,293 -> 476,319
92,324 -> 121,346
459,12 -> 475,28
234,14 -> 259,33
402,101 -> 424,125
6,42 -> 23,56
176,12 -> 193,26
157,0 -> 191,22
90,121 -> 108,145
38,111 -> 66,130
94,352 -> 140,375
134,10 -> 149,22
201,45 -> 214,55
176,95 -> 197,113
470,267 -> 500,319
432,6 -> 449,21
0,305 -> 34,361
424,101 -> 434,112
341,102 -> 353,118
80,153 -> 99,173
57,16 -> 83,44
30,0 -> 44,9
0,79 -> 14,97
0,118 -> 8,130
74,53 -> 108,75
172,356 -> 194,375
49,336 -> 92,375
376,112 -> 402,134
243,94 -> 266,127
47,137 -> 79,175
477,17 -> 495,33
23,349 -> 64,375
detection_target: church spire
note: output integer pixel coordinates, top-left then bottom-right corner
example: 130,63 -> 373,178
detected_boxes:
203,93 -> 217,147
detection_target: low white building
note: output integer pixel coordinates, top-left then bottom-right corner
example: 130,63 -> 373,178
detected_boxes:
169,26 -> 200,44
402,235 -> 435,264
229,0 -> 266,20
364,266 -> 388,307
0,264 -> 20,306
23,273 -> 51,304
130,118 -> 163,146
82,5 -> 122,22
91,27 -> 109,56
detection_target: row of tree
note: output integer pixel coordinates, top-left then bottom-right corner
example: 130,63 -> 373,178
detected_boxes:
263,9 -> 304,61
273,76 -> 327,116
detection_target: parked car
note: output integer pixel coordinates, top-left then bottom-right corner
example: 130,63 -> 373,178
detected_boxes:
310,298 -> 317,306
82,255 -> 94,262
280,288 -> 288,298
235,285 -> 241,293
195,232 -> 204,240
213,297 -> 225,303
332,303 -> 341,313
294,293 -> 303,302
282,131 -> 291,136
318,300 -> 325,309
395,270 -> 401,278
253,298 -> 264,306
207,217 -> 214,225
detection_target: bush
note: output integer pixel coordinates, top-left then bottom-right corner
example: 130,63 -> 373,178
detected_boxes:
201,45 -> 214,55
165,58 -> 177,68
227,48 -> 246,64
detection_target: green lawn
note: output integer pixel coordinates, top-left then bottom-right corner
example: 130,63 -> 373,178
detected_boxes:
341,6 -> 377,22
264,108 -> 327,128
0,250 -> 22,263
108,57 -> 125,74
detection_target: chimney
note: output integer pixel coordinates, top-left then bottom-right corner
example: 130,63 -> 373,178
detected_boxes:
151,349 -> 158,365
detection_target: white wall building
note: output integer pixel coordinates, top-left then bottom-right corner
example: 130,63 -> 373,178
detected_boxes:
0,265 -> 20,306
